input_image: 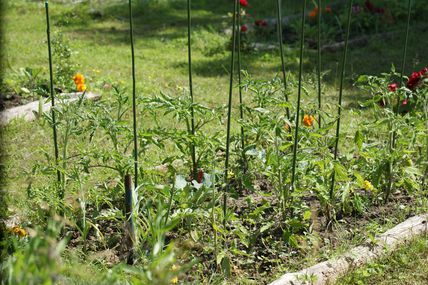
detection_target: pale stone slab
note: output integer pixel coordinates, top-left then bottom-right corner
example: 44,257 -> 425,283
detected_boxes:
270,214 -> 428,285
0,92 -> 100,126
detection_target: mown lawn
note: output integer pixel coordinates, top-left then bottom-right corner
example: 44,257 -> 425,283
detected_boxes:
337,237 -> 428,285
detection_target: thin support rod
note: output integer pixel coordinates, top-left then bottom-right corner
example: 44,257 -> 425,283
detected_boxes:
223,0 -> 238,229
276,0 -> 290,119
317,0 -> 322,128
187,0 -> 197,180
290,0 -> 306,199
237,2 -> 247,173
128,0 -> 138,187
124,174 -> 136,265
329,0 -> 353,200
400,0 -> 412,88
45,1 -> 61,193
388,0 -> 412,201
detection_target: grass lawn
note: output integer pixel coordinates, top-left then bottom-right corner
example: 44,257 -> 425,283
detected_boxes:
337,236 -> 428,285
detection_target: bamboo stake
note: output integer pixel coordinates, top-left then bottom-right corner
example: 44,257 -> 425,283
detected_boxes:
289,0 -> 306,206
237,0 -> 247,174
128,0 -> 139,187
223,0 -> 238,229
276,0 -> 291,119
187,0 -> 197,180
44,1 -> 61,197
387,0 -> 412,202
124,174 -> 136,265
329,0 -> 353,200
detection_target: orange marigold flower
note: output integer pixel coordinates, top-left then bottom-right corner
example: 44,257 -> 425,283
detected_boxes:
303,115 -> 315,127
309,7 -> 319,19
77,83 -> 87,92
73,73 -> 85,85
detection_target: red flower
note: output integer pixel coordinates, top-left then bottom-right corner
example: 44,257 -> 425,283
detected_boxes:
241,25 -> 248,32
407,71 -> 422,90
402,99 -> 408,106
239,0 -> 248,7
388,83 -> 398,92
325,6 -> 332,13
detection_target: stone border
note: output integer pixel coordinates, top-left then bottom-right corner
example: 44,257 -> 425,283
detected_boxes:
270,214 -> 428,285
0,91 -> 100,126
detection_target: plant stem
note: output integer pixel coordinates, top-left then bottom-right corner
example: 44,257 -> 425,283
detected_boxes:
223,0 -> 238,230
187,0 -> 197,180
276,0 -> 290,119
289,0 -> 306,207
128,0 -> 138,187
329,0 -> 353,200
44,0 -> 61,195
317,0 -> 322,128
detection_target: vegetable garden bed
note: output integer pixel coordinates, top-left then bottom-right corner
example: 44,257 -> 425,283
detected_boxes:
1,0 -> 427,284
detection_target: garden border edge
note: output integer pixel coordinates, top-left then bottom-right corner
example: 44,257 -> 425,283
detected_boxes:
269,214 -> 428,285
0,91 -> 100,126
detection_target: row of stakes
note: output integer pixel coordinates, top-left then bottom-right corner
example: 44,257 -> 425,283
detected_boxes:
43,0 -> 413,265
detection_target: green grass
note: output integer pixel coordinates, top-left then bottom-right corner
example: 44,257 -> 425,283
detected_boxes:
337,237 -> 428,285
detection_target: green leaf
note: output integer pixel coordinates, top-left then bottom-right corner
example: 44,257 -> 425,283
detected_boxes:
303,210 -> 312,221
221,256 -> 231,277
260,222 -> 273,233
354,171 -> 365,187
354,129 -> 364,151
334,162 -> 349,182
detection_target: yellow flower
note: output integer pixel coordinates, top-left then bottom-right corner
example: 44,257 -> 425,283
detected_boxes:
73,73 -> 85,85
303,114 -> 315,127
10,226 -> 27,238
170,264 -> 179,284
227,171 -> 235,180
363,180 -> 373,191
77,84 -> 87,92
